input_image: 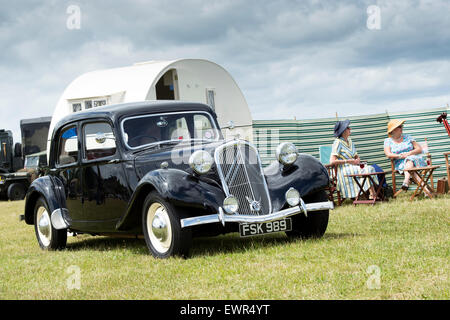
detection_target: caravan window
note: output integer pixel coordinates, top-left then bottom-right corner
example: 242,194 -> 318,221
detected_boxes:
194,114 -> 217,141
72,103 -> 82,112
57,126 -> 79,166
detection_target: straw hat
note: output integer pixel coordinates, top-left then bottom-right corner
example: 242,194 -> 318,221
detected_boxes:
387,119 -> 405,135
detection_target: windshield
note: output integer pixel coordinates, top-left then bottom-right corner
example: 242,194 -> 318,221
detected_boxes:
122,112 -> 220,149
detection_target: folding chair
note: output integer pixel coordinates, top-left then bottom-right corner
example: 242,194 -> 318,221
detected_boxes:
319,145 -> 342,206
390,138 -> 433,197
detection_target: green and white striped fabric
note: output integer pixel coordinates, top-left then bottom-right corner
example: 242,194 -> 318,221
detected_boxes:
253,106 -> 450,190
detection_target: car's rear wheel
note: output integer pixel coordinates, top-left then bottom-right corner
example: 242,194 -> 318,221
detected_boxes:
7,183 -> 26,201
286,190 -> 329,239
34,197 -> 67,250
142,192 -> 192,258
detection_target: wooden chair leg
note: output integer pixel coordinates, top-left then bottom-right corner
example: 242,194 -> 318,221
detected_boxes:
428,154 -> 434,190
445,154 -> 450,192
391,160 -> 397,196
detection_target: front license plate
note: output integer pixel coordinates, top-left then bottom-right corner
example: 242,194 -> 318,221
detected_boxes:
239,218 -> 292,237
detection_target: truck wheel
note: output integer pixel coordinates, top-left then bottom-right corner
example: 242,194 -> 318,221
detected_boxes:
142,191 -> 192,258
286,190 -> 329,239
34,197 -> 67,250
7,183 -> 26,201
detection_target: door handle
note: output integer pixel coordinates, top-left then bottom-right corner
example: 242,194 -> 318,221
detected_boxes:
108,159 -> 121,164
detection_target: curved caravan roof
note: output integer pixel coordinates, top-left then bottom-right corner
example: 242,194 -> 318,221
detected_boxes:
49,59 -> 252,145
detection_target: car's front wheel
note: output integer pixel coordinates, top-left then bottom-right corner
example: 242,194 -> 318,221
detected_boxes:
286,190 -> 330,239
34,197 -> 67,250
142,192 -> 192,258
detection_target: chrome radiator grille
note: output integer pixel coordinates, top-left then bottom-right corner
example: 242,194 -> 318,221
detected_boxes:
215,140 -> 271,215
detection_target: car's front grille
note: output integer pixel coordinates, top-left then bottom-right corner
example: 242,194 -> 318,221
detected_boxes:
214,140 -> 271,215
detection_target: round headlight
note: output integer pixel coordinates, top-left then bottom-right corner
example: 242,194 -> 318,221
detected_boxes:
285,187 -> 300,207
223,195 -> 239,214
276,142 -> 298,166
189,150 -> 213,174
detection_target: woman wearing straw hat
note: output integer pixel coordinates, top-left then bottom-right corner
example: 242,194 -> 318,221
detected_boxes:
384,119 -> 429,194
330,120 -> 377,199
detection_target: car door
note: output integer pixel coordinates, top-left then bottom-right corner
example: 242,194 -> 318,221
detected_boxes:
54,124 -> 83,224
80,120 -> 130,231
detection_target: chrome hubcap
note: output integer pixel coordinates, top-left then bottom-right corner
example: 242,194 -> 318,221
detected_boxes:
37,207 -> 52,247
147,203 -> 172,254
152,213 -> 168,242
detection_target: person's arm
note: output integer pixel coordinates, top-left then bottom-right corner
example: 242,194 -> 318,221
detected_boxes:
330,155 -> 359,165
407,141 -> 423,156
330,155 -> 346,165
384,138 -> 404,159
400,135 -> 422,157
384,145 -> 405,159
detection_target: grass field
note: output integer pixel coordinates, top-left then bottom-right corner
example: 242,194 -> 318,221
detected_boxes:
0,193 -> 449,300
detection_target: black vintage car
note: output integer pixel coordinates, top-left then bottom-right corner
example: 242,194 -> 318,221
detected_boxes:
22,101 -> 334,258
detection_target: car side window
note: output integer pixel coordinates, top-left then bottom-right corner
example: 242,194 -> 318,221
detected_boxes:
57,126 -> 79,166
83,122 -> 116,160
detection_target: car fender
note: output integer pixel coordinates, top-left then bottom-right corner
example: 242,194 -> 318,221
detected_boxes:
24,175 -> 66,225
264,154 -> 329,212
116,168 -> 225,230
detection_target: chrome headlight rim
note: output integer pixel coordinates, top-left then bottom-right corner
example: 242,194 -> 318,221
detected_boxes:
285,187 -> 300,207
223,195 -> 239,214
189,150 -> 213,175
276,142 -> 298,166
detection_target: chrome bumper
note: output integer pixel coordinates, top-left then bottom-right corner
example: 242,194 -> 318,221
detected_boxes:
180,200 -> 334,228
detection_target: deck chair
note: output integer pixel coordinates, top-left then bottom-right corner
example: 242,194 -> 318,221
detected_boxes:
390,138 -> 433,197
319,145 -> 342,206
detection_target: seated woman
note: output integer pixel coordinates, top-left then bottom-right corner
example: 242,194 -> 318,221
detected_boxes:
330,120 -> 377,200
383,119 -> 431,196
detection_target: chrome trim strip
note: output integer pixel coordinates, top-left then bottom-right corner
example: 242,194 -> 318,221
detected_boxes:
180,200 -> 334,228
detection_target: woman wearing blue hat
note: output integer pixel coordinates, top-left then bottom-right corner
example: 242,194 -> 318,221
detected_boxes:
330,120 -> 376,199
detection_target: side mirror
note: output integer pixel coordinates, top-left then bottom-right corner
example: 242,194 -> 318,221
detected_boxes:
227,120 -> 235,130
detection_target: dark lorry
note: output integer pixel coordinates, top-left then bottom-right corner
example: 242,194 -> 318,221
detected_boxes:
0,129 -> 23,174
0,117 -> 51,200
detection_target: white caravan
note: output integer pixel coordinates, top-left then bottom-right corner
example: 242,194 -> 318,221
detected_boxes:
48,59 -> 253,155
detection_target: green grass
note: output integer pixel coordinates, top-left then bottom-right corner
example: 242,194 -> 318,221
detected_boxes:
0,193 -> 449,300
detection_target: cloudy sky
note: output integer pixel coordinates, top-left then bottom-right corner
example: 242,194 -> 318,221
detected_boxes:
1,0 -> 450,142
